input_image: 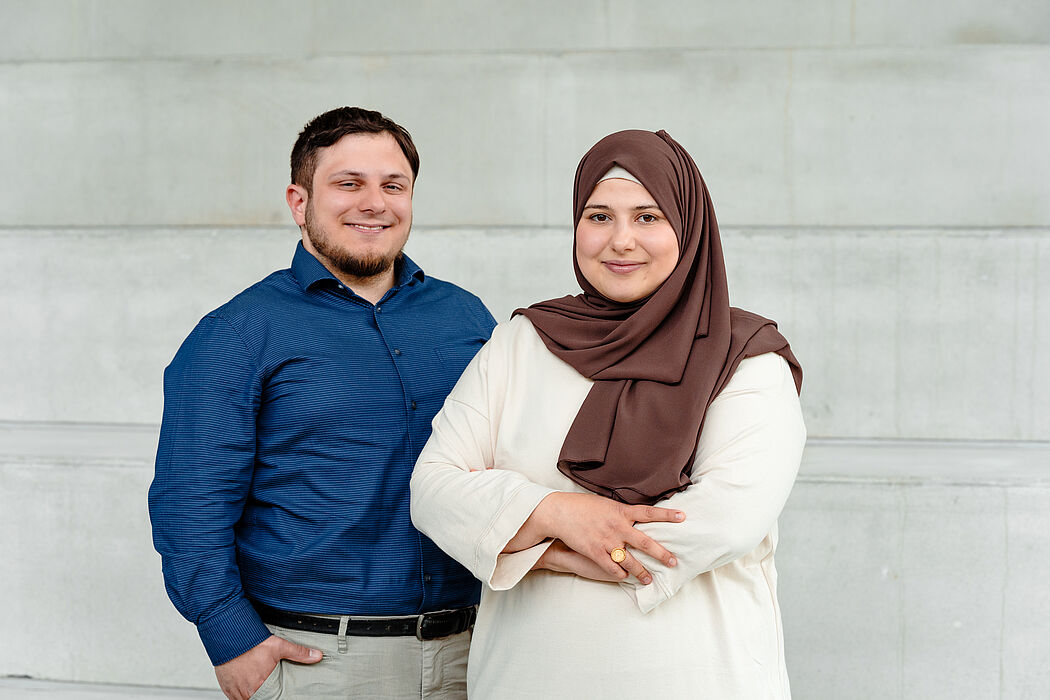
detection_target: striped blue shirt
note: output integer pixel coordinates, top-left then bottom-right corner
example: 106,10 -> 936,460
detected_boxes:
148,242 -> 496,665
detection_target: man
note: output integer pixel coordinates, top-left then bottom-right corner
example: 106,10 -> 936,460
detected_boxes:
149,107 -> 495,699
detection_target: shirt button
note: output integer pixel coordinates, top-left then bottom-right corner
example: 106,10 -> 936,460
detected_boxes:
424,574 -> 432,582
410,401 -> 418,410
375,306 -> 382,313
393,349 -> 402,356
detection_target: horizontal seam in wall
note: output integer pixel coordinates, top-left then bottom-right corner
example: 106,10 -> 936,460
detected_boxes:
2,44 -> 1049,66
2,225 -> 1049,236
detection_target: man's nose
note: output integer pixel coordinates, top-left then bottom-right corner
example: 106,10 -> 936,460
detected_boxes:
357,185 -> 386,213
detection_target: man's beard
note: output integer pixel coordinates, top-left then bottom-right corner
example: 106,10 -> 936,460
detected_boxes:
303,204 -> 405,279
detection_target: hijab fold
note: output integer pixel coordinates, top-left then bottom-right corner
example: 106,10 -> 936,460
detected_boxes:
516,130 -> 802,505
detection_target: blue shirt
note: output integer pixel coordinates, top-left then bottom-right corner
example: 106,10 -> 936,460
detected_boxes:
148,242 -> 496,666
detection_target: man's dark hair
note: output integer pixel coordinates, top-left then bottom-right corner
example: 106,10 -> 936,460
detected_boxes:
290,107 -> 419,194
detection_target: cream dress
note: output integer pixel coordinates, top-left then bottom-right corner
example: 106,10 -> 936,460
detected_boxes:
411,315 -> 806,699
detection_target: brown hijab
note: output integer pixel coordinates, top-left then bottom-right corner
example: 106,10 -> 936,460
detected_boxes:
515,129 -> 802,505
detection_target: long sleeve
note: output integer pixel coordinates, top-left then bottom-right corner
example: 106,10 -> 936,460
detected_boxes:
411,333 -> 557,591
621,352 -> 806,613
147,314 -> 270,665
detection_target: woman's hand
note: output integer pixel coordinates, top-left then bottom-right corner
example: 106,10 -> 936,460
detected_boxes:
531,540 -> 623,582
505,492 -> 684,583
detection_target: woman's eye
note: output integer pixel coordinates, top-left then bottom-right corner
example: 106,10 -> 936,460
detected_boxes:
590,213 -> 610,223
639,213 -> 657,223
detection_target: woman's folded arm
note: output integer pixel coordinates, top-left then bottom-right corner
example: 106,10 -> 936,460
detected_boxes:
619,352 -> 807,613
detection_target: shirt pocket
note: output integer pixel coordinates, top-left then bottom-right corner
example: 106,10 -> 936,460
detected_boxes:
432,338 -> 485,378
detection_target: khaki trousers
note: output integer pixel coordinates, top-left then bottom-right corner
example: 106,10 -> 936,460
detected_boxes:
250,621 -> 470,700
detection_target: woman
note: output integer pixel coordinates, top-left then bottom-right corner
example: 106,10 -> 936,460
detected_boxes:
411,129 -> 805,698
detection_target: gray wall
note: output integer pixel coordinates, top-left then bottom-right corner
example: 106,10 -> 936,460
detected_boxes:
2,1 -> 1048,697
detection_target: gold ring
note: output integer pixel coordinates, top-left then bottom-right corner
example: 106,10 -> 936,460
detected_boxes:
610,547 -> 627,564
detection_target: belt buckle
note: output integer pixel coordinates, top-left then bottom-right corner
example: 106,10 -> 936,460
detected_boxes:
415,612 -> 427,641
416,609 -> 454,640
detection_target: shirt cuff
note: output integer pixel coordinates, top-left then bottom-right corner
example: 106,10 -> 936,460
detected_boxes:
197,597 -> 272,666
617,549 -> 673,613
475,482 -> 557,585
490,539 -> 555,590
619,574 -> 673,614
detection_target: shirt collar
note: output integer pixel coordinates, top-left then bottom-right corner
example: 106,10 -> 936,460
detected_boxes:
397,253 -> 426,287
290,241 -> 426,291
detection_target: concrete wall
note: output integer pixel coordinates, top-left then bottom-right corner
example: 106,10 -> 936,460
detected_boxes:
2,4 -> 1048,440
2,1 -> 1048,696
780,440 -> 1050,699
3,226 -> 1048,440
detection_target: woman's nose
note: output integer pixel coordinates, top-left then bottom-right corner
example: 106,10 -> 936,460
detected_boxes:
609,222 -> 635,252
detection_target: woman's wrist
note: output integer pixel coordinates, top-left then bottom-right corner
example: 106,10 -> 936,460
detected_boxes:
504,492 -> 563,553
527,492 -> 563,535
530,545 -> 551,571
531,539 -> 568,572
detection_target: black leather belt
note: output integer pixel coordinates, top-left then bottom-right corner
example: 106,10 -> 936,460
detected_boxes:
253,601 -> 476,641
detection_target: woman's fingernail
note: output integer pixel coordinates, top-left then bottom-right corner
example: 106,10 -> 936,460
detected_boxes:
641,576 -> 652,585
675,512 -> 684,521
668,557 -> 677,566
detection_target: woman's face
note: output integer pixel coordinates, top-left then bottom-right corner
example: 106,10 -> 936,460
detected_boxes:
575,177 -> 680,303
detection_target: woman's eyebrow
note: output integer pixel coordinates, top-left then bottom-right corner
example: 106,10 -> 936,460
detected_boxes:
582,202 -> 661,211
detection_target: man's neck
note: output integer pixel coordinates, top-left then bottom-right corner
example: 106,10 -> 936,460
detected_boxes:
301,235 -> 400,305
334,267 -> 396,305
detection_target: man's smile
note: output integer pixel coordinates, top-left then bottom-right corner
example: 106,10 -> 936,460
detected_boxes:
346,223 -> 390,232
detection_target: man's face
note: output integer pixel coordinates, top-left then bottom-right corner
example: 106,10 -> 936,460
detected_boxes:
293,132 -> 414,280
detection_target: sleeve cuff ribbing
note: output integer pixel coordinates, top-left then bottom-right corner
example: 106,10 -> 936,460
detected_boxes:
197,597 -> 272,666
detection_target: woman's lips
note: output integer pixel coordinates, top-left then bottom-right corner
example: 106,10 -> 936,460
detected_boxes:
602,260 -> 644,274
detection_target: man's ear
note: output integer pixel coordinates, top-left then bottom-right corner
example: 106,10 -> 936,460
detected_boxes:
286,184 -> 308,227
